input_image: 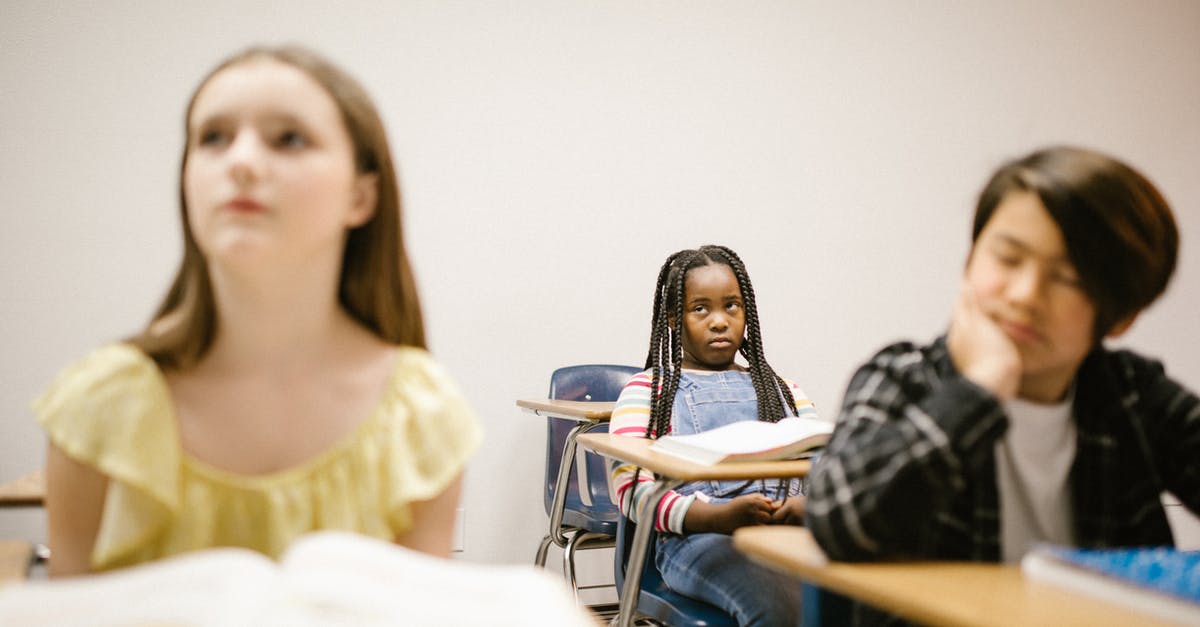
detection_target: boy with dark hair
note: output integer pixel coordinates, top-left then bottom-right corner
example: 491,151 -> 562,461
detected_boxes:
806,147 -> 1199,610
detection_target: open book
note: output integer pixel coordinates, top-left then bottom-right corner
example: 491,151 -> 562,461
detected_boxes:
0,531 -> 595,627
650,416 -> 834,465
1021,544 -> 1200,625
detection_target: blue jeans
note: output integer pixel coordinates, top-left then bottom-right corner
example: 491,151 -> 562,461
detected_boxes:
657,531 -> 802,626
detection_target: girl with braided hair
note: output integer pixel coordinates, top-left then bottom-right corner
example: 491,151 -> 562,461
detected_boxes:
608,244 -> 819,625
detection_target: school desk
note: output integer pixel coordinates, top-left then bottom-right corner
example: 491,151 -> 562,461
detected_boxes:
518,398 -> 616,565
731,525 -> 1179,627
0,541 -> 33,584
576,432 -> 811,627
0,470 -> 44,508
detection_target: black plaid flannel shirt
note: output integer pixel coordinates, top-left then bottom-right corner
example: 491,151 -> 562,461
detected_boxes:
805,336 -> 1200,624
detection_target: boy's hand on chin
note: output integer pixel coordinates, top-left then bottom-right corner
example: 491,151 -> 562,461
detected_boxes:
948,282 -> 1021,401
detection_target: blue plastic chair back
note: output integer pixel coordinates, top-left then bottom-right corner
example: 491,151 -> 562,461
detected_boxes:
544,365 -> 641,534
614,511 -> 737,626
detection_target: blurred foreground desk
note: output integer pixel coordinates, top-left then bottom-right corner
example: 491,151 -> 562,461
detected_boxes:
578,433 -> 810,627
0,541 -> 33,584
0,470 -> 44,508
732,526 -> 1178,627
0,470 -> 45,584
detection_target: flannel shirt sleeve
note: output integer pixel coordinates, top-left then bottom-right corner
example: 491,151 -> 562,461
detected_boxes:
805,340 -> 1008,561
1128,353 -> 1200,516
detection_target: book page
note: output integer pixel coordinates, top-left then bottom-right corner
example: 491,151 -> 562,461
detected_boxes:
0,533 -> 596,626
0,547 -> 279,626
651,416 -> 833,463
279,531 -> 596,627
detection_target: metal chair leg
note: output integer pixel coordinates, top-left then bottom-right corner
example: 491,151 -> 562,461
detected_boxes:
563,529 -> 584,603
535,533 -> 554,567
564,530 -> 619,605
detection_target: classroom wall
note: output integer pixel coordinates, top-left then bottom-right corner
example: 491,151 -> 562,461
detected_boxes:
3,1 -> 1199,565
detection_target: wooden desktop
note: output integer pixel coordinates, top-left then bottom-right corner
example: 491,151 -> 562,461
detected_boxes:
0,541 -> 33,585
0,470 -> 45,584
0,470 -> 44,508
733,526 -> 1180,627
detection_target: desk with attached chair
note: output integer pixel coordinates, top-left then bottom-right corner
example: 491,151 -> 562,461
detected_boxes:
0,470 -> 47,584
578,432 -> 811,627
519,362 -> 640,610
0,541 -> 34,585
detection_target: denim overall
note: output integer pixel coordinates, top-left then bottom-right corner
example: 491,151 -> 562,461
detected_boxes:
666,370 -> 798,503
653,370 -> 803,626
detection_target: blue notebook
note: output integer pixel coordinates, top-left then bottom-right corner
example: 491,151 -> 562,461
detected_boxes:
1022,545 -> 1200,624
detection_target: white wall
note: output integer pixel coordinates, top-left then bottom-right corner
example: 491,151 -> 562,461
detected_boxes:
3,1 -> 1199,564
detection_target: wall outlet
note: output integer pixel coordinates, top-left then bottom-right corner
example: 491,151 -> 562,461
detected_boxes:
452,507 -> 465,553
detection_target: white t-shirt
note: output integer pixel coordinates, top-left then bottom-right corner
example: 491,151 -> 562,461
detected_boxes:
995,394 -> 1077,563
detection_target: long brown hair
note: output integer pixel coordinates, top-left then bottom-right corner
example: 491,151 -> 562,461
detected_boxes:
131,45 -> 425,369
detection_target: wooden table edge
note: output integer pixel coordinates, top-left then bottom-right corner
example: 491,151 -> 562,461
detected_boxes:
0,470 -> 45,507
732,526 -> 1182,627
516,399 -> 615,421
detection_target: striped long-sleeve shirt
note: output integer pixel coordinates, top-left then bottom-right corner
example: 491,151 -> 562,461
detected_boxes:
608,369 -> 818,534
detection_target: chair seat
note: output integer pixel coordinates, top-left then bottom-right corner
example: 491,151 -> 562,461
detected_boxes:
560,492 -> 621,536
635,561 -> 738,627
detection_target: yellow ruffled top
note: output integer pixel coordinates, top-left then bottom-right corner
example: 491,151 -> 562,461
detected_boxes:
33,343 -> 482,571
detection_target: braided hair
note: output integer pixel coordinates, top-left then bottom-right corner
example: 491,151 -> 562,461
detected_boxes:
643,245 -> 797,439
